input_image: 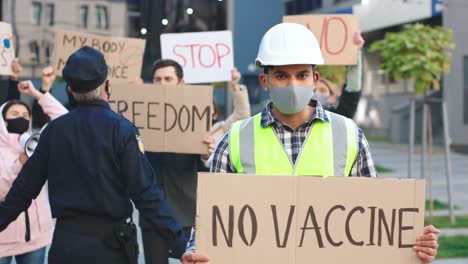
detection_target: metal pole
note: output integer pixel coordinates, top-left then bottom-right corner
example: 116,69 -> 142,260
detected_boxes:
408,97 -> 415,179
442,101 -> 456,224
421,100 -> 427,180
225,0 -> 235,117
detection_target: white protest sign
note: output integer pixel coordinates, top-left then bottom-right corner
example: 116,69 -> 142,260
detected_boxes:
161,31 -> 234,84
0,22 -> 15,76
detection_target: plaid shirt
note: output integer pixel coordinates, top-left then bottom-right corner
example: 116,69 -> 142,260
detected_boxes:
186,100 -> 378,251
211,101 -> 377,176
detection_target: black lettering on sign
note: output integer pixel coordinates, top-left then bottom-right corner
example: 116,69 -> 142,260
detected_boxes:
63,34 -> 76,46
299,206 -> 324,248
164,103 -> 177,132
212,206 -> 234,247
118,42 -> 125,53
178,105 -> 191,132
92,38 -> 100,51
147,102 -> 161,131
78,36 -> 87,47
117,100 -> 128,116
367,206 -> 377,246
102,41 -> 111,53
192,106 -> 211,131
108,66 -> 129,79
132,101 -> 144,129
398,208 -> 419,248
57,58 -> 67,72
238,205 -> 258,246
378,208 -> 396,246
121,66 -> 128,79
345,206 -> 365,246
325,205 -> 345,247
271,205 -> 295,248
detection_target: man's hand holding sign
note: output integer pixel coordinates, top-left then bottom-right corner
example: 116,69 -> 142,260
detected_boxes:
181,16 -> 440,264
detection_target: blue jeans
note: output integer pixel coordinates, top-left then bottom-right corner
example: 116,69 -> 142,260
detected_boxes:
0,247 -> 46,264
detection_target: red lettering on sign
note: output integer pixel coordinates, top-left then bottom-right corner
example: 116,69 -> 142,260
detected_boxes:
173,45 -> 188,67
306,16 -> 349,57
215,43 -> 231,68
172,43 -> 231,69
199,44 -> 216,68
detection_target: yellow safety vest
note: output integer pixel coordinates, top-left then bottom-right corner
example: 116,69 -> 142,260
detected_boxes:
229,111 -> 358,176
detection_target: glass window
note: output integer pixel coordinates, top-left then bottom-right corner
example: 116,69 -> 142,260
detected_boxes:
32,1 -> 42,25
45,45 -> 51,65
29,41 -> 40,64
46,3 -> 54,26
464,56 -> 468,124
95,5 -> 109,30
80,5 -> 88,28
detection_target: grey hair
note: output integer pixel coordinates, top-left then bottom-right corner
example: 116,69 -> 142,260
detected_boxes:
72,85 -> 103,102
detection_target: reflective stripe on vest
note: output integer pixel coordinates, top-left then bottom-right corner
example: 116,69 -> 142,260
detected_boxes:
229,111 -> 358,176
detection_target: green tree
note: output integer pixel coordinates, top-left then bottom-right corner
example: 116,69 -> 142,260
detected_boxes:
369,23 -> 454,94
316,65 -> 347,87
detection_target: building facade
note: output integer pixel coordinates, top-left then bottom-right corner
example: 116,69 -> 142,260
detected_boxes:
1,0 -> 127,79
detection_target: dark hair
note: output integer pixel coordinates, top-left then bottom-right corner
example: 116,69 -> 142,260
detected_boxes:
2,100 -> 32,119
263,64 -> 317,74
151,59 -> 184,81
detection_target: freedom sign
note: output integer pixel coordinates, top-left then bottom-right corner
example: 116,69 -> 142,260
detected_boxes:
109,83 -> 213,154
283,14 -> 360,65
161,31 -> 234,84
196,174 -> 425,264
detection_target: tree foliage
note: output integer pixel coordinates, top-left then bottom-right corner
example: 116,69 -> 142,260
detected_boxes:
316,65 -> 347,88
369,23 -> 454,95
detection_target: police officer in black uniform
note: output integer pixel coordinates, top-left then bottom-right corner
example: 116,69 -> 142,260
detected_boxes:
0,46 -> 188,263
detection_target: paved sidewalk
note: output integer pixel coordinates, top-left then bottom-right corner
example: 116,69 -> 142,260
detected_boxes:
369,142 -> 468,211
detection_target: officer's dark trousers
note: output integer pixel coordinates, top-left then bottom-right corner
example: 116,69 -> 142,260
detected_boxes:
142,226 -> 191,264
48,218 -> 129,264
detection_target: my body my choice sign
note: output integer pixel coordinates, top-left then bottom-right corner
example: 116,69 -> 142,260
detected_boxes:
109,84 -> 213,154
53,31 -> 145,82
196,174 -> 425,264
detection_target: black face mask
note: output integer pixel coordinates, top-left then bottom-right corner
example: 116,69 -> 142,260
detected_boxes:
5,117 -> 29,134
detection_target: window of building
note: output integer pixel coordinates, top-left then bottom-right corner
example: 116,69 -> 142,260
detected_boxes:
29,41 -> 40,64
45,45 -> 51,65
46,3 -> 54,26
95,5 -> 109,30
334,0 -> 352,4
285,0 -> 322,15
80,5 -> 89,28
464,56 -> 468,124
32,1 -> 42,25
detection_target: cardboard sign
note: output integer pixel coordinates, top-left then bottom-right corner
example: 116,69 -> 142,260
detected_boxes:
109,84 -> 213,154
53,31 -> 145,82
283,15 -> 360,65
161,31 -> 234,84
196,173 -> 425,264
0,22 -> 15,76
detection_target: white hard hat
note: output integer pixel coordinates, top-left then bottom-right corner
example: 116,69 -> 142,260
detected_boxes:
256,23 -> 324,67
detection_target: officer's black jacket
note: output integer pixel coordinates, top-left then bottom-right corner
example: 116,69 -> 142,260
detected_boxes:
0,100 -> 188,257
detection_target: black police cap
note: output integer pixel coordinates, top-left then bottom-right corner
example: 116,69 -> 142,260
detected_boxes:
62,46 -> 108,94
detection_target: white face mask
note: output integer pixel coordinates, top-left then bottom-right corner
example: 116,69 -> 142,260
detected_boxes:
266,76 -> 314,114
